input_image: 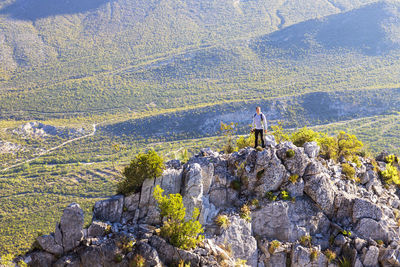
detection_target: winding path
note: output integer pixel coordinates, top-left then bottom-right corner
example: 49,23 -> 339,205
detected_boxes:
1,123 -> 98,173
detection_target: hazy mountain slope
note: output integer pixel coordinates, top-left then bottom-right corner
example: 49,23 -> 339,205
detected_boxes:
252,1 -> 400,56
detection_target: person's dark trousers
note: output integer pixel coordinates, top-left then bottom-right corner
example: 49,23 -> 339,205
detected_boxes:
254,129 -> 265,148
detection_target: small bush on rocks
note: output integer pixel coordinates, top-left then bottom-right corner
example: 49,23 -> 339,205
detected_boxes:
341,163 -> 356,180
310,248 -> 318,262
153,185 -> 204,250
286,149 -> 295,158
240,204 -> 251,222
289,174 -> 299,184
269,240 -> 281,254
118,150 -> 165,195
215,215 -> 230,230
300,235 -> 312,247
130,254 -> 145,267
324,249 -> 336,263
291,127 -> 319,147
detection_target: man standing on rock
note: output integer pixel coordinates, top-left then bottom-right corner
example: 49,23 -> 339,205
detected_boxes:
252,106 -> 267,148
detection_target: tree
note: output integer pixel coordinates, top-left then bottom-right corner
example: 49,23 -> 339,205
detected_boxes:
117,150 -> 165,195
153,185 -> 204,250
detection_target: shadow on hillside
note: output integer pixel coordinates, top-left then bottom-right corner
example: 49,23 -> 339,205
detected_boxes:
251,1 -> 400,56
0,0 -> 112,21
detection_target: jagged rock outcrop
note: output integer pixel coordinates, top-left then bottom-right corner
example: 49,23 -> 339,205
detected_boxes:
17,140 -> 400,267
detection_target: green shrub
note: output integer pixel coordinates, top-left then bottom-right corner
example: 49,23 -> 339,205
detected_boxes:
310,248 -> 318,262
381,163 -> 400,185
230,180 -> 241,191
153,185 -> 204,250
250,198 -> 260,208
130,254 -> 145,267
376,240 -> 384,246
341,230 -> 352,237
338,257 -> 351,267
114,254 -> 123,263
286,149 -> 295,158
234,259 -> 249,267
178,260 -> 191,267
236,134 -> 255,150
289,174 -> 299,184
291,127 -> 319,147
215,215 -> 230,230
317,133 -> 337,160
300,235 -> 312,247
118,150 -> 165,195
269,240 -> 281,254
256,146 -> 263,151
265,191 -> 277,201
324,249 -> 336,263
341,163 -> 356,180
271,122 -> 290,144
280,190 -> 291,201
220,122 -> 238,154
337,131 -> 363,159
240,204 -> 251,222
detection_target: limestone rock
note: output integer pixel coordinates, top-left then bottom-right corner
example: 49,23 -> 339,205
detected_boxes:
355,218 -> 389,243
213,215 -> 257,266
362,246 -> 379,267
276,141 -> 310,177
36,234 -> 63,255
60,203 -> 84,252
304,173 -> 336,216
303,141 -> 320,158
379,249 -> 400,266
136,241 -> 162,266
291,245 -> 328,267
352,198 -> 383,223
93,195 -> 124,223
28,251 -> 56,267
88,221 -> 109,237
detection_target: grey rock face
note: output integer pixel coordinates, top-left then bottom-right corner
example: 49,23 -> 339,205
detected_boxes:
28,251 -> 56,267
291,245 -> 328,267
355,218 -> 389,243
352,198 -> 383,222
136,241 -> 162,266
213,215 -> 257,266
88,221 -> 109,237
59,203 -> 84,252
304,173 -> 336,216
379,248 -> 400,266
36,234 -> 63,255
362,246 -> 379,267
277,141 -> 310,177
93,195 -> 124,223
303,141 -> 320,158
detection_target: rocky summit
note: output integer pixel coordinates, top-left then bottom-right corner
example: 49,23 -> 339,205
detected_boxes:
13,139 -> 400,267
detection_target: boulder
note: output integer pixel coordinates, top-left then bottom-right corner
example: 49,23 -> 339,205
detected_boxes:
303,142 -> 320,158
362,246 -> 379,267
379,249 -> 400,266
291,245 -> 328,267
93,195 -> 124,223
88,221 -> 109,237
213,215 -> 257,266
59,203 -> 84,252
352,198 -> 383,223
135,241 -> 162,266
276,142 -> 310,177
53,254 -> 81,267
36,234 -> 63,255
28,251 -> 56,267
264,134 -> 277,147
355,218 -> 389,243
253,148 -> 288,197
304,173 -> 336,216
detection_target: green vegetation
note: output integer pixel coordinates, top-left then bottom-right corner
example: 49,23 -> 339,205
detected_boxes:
341,163 -> 356,180
118,150 -> 165,195
130,255 -> 146,267
271,122 -> 290,144
236,134 -> 255,150
268,240 -> 281,254
310,248 -> 318,262
289,174 -> 299,184
265,191 -> 278,201
230,180 -> 241,191
286,149 -> 295,158
215,215 -> 230,230
220,122 -> 238,154
234,259 -> 249,267
338,257 -> 351,267
324,249 -> 336,263
240,204 -> 251,222
381,155 -> 400,185
153,185 -> 204,250
291,127 -> 319,147
300,235 -> 312,247
341,230 -> 352,237
280,190 -> 291,201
